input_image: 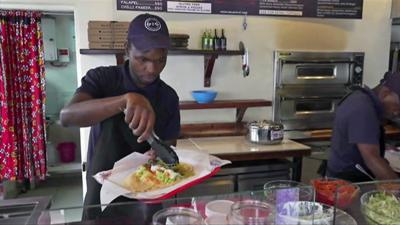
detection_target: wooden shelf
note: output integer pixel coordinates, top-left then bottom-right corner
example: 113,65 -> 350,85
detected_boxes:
179,99 -> 271,137
80,49 -> 124,54
180,99 -> 271,110
180,122 -> 247,138
180,99 -> 271,123
80,48 -> 244,87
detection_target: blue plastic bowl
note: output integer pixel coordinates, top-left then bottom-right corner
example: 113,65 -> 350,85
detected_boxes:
191,90 -> 218,104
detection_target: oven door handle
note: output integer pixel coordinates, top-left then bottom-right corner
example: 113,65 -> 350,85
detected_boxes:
280,96 -> 343,101
296,102 -> 337,115
281,60 -> 356,64
295,109 -> 335,115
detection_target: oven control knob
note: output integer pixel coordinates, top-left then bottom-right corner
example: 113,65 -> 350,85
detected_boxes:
355,66 -> 363,73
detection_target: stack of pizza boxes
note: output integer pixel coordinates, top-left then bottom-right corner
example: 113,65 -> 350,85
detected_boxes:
88,21 -> 129,49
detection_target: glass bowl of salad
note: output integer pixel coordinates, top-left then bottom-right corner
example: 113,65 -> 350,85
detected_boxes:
310,177 -> 360,208
361,190 -> 400,225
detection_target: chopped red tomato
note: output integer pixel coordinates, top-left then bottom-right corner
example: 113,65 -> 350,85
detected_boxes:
311,178 -> 359,208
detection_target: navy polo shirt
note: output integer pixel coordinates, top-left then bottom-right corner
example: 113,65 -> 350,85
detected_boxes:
327,87 -> 384,176
76,61 -> 180,162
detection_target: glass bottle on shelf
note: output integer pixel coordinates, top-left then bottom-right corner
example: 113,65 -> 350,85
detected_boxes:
207,29 -> 213,50
220,29 -> 227,51
213,29 -> 221,51
201,30 -> 207,50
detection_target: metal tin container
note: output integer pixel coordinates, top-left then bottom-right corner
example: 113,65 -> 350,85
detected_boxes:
247,120 -> 284,145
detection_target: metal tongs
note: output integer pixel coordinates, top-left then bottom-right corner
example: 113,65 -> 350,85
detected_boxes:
122,108 -> 179,166
147,132 -> 179,166
355,164 -> 375,180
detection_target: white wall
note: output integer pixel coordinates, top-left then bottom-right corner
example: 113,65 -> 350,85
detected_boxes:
43,15 -> 81,164
1,0 -> 393,192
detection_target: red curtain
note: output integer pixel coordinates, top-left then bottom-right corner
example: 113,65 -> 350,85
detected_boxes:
0,10 -> 46,181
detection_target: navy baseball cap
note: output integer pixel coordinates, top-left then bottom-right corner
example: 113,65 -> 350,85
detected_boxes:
127,13 -> 170,51
380,71 -> 400,96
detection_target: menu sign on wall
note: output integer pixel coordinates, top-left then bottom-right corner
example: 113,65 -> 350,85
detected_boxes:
117,0 -> 363,19
167,0 -> 212,14
117,0 -> 164,11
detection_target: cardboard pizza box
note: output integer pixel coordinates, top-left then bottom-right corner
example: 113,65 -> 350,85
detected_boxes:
88,28 -> 128,35
88,34 -> 127,42
88,21 -> 129,29
89,41 -> 126,49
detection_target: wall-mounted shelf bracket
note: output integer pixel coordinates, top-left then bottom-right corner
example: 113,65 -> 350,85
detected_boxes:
204,54 -> 218,87
236,107 -> 247,123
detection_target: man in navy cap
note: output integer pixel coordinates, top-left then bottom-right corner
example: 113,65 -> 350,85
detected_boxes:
327,72 -> 400,182
60,14 -> 180,221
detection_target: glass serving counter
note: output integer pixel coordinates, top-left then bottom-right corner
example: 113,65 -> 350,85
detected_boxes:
35,180 -> 400,225
331,179 -> 400,225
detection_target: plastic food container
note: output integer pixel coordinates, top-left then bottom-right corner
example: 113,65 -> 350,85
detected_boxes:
205,200 -> 234,218
204,215 -> 228,225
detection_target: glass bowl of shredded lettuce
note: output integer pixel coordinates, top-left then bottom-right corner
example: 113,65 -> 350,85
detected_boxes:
361,190 -> 400,225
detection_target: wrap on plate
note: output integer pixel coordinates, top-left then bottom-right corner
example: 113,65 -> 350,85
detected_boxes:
123,159 -> 194,192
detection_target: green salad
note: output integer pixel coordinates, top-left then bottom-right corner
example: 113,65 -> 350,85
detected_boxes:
364,192 -> 400,225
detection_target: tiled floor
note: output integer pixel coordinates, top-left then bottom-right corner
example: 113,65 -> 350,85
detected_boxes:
17,173 -> 84,223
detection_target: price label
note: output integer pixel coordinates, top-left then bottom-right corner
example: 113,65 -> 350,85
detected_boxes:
271,130 -> 284,140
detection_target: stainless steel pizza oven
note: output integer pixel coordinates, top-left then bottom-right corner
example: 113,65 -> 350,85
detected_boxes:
273,51 -> 364,133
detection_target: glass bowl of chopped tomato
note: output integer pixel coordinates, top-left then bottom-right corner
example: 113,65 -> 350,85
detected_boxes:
310,177 -> 360,209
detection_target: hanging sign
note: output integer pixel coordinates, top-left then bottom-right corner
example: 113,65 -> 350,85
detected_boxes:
117,0 -> 363,19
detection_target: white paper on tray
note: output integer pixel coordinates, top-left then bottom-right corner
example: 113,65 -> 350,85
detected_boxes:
93,149 -> 231,209
385,150 -> 400,172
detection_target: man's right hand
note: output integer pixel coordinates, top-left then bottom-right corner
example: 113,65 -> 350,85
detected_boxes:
123,93 -> 156,143
60,92 -> 155,142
